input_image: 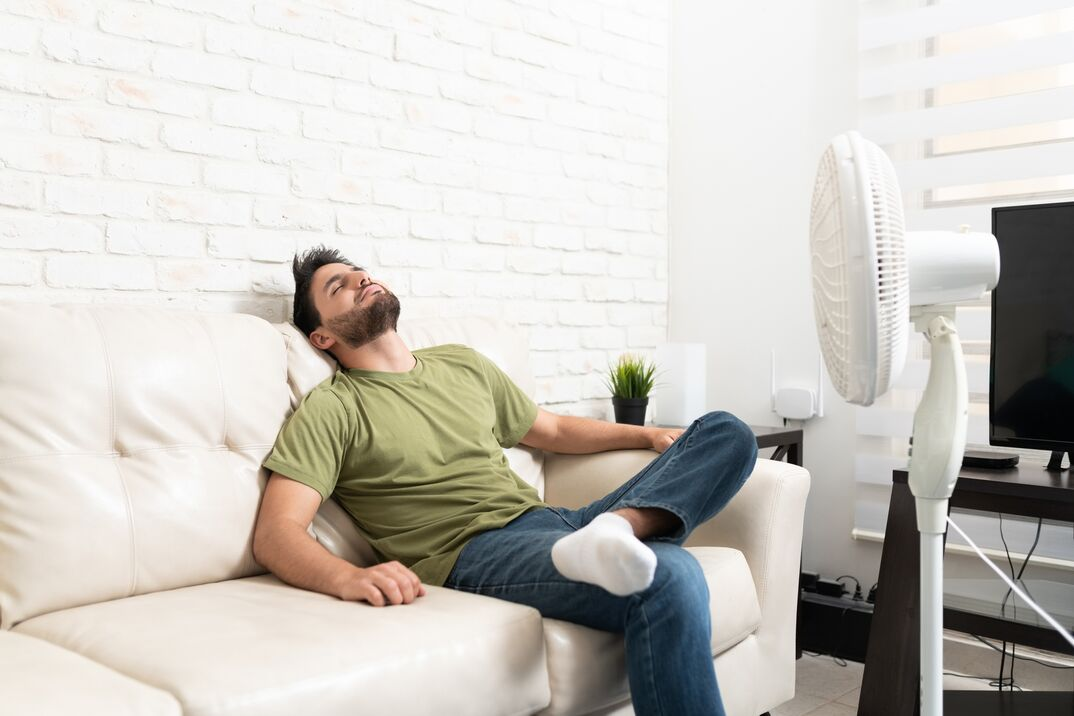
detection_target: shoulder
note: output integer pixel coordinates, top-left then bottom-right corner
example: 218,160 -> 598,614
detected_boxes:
294,376 -> 351,416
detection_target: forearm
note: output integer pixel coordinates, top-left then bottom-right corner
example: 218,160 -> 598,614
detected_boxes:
549,414 -> 657,454
253,519 -> 363,599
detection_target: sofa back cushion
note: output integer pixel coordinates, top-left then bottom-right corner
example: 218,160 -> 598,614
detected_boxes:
0,304 -> 291,628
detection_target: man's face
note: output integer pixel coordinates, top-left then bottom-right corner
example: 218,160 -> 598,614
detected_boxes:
309,263 -> 401,350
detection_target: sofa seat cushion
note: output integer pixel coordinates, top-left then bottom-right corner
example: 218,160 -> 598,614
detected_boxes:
14,575 -> 550,716
0,630 -> 181,716
536,546 -> 762,716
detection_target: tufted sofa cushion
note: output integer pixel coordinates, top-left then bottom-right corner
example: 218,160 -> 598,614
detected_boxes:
0,304 -> 291,629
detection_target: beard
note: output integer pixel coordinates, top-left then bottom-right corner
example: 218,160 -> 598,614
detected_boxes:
325,287 -> 401,349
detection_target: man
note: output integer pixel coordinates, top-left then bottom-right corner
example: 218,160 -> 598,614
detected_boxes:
255,245 -> 758,716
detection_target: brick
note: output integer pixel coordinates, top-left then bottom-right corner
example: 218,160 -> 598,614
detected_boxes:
379,126 -> 446,156
205,22 -> 293,67
291,170 -> 372,205
536,175 -> 586,200
106,77 -> 204,118
561,203 -> 605,227
104,147 -> 199,187
395,33 -> 463,72
403,99 -> 472,134
203,160 -> 290,195
0,174 -> 41,209
293,45 -> 369,81
628,326 -> 664,347
251,263 -> 294,295
157,189 -> 252,226
433,13 -> 489,48
505,198 -> 559,223
153,47 -> 247,90
336,207 -> 408,237
549,0 -> 601,28
474,274 -> 534,299
98,3 -> 200,47
557,303 -> 605,326
213,96 -> 300,133
608,208 -> 651,232
410,215 -> 471,242
302,110 -> 377,146
534,225 -> 583,251
335,82 -> 405,118
492,30 -> 564,68
46,254 -> 156,290
45,178 -> 153,219
634,280 -> 667,303
157,260 -> 249,291
562,253 -> 606,275
608,304 -> 652,326
106,221 -> 203,257
207,229 -> 297,262
376,240 -> 440,268
254,2 -> 335,40
0,257 -> 37,286
580,326 -> 625,349
548,99 -> 601,131
522,65 -> 576,99
443,189 -> 502,217
257,135 -> 338,170
409,270 -> 472,298
530,327 -> 579,351
522,9 -> 577,45
473,114 -> 529,144
625,141 -> 665,166
162,121 -> 255,160
0,15 -> 38,53
0,213 -> 102,252
372,181 -> 439,211
585,228 -> 630,253
333,18 -> 394,57
465,50 -> 523,85
477,167 -> 536,196
531,124 -> 582,152
41,27 -> 152,72
153,0 -> 251,21
251,66 -> 333,106
584,277 -> 634,302
341,149 -> 411,178
0,59 -> 99,100
253,198 -> 333,231
629,233 -> 665,257
0,97 -> 44,130
444,245 -> 504,271
510,300 -> 556,325
52,106 -> 158,147
534,275 -> 583,301
474,218 -> 529,245
587,134 -> 624,159
467,0 -> 523,31
439,75 -> 491,106
413,159 -> 476,188
506,247 -> 559,275
369,58 -> 439,96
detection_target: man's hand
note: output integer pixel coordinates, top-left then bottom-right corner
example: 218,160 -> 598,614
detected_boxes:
339,561 -> 427,607
648,427 -> 684,454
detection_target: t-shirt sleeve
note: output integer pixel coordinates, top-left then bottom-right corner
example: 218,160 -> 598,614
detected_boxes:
262,388 -> 352,501
473,349 -> 538,449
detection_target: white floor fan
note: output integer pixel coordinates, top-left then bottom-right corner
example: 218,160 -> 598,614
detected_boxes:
809,131 -> 999,716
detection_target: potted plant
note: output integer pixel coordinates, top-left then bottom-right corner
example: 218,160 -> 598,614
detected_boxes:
605,353 -> 656,426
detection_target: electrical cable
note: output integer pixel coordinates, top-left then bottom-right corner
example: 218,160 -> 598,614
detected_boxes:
835,574 -> 862,600
968,633 -> 1074,670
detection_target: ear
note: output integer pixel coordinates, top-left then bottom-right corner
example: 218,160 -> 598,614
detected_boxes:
309,328 -> 336,352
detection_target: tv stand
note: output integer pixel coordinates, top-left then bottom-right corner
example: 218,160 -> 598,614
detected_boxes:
1045,450 -> 1072,472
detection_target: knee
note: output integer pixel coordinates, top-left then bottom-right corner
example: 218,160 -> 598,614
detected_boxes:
646,549 -> 710,613
698,411 -> 757,467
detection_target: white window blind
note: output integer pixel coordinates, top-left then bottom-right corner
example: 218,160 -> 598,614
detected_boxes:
854,0 -> 1074,568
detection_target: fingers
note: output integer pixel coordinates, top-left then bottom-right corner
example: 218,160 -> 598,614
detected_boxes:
356,563 -> 425,607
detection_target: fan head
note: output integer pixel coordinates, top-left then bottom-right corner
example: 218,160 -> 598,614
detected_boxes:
810,131 -> 910,407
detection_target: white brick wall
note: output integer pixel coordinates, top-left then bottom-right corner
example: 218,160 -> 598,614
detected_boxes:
0,0 -> 669,417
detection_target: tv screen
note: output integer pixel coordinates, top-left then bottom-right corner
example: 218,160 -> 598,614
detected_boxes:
990,200 -> 1074,452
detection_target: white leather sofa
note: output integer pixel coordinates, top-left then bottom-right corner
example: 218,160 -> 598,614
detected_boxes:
0,303 -> 810,716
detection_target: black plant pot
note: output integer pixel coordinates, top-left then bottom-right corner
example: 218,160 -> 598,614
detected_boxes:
612,397 -> 649,426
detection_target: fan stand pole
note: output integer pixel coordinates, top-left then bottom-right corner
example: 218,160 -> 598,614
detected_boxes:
908,309 -> 968,716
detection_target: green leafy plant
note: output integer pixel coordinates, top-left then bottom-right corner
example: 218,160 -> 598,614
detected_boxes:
605,353 -> 657,399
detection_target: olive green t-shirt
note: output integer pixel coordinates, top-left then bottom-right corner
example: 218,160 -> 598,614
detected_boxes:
262,344 -> 545,587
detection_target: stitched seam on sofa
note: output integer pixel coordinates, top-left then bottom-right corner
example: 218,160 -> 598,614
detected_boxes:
195,314 -> 230,453
754,472 -> 786,615
0,444 -> 277,464
179,612 -> 545,715
89,309 -> 138,597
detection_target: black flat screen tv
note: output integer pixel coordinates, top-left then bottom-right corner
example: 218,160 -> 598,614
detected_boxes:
989,200 -> 1074,457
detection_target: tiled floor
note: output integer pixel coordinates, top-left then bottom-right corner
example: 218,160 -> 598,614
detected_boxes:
772,654 -> 861,716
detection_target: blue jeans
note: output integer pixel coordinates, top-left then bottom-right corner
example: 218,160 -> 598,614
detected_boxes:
444,411 -> 758,716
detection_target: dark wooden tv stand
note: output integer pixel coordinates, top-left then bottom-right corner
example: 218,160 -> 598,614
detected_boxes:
857,463 -> 1074,716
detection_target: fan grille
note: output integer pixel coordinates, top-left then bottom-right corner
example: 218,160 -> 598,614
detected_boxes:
810,132 -> 909,405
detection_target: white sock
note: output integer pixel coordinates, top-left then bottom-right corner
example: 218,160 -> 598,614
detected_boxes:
551,512 -> 657,596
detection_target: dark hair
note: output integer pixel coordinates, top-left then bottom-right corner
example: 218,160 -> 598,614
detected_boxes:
292,245 -> 358,337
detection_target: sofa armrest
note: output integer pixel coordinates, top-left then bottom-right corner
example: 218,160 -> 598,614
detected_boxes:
544,452 -> 810,630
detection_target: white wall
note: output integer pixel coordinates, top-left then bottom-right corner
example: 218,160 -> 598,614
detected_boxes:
668,1 -> 882,584
0,0 -> 669,417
